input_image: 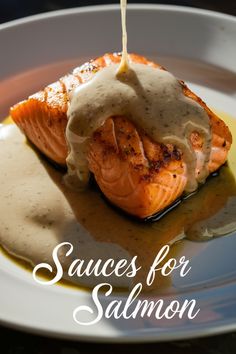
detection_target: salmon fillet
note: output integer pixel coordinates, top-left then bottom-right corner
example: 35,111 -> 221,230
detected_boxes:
10,53 -> 232,218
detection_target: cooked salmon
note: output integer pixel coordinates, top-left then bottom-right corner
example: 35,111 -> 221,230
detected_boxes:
10,53 -> 232,218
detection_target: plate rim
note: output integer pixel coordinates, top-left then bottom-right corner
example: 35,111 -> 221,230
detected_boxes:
0,3 -> 236,32
1,258 -> 236,344
1,314 -> 236,343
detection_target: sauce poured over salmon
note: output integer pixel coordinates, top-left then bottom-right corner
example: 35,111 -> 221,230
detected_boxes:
10,53 -> 232,218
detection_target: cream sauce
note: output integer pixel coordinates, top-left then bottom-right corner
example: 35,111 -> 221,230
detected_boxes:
117,0 -> 129,74
1,116 -> 236,292
66,64 -> 211,192
66,1 -> 211,193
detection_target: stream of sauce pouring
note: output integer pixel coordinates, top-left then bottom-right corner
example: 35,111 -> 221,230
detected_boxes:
66,1 -> 211,193
117,0 -> 129,74
0,112 -> 236,292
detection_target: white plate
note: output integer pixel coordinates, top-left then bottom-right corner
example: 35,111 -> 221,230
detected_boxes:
0,4 -> 236,342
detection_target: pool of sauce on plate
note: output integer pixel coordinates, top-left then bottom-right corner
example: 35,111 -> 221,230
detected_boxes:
0,111 -> 236,292
0,243 -> 83,291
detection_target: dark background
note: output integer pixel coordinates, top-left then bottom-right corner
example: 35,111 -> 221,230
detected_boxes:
0,0 -> 236,23
0,1 -> 236,353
